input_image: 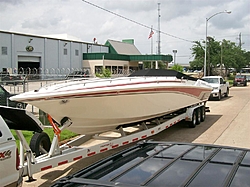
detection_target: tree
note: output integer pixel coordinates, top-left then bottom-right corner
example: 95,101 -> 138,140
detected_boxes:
243,51 -> 250,67
190,38 -> 249,76
190,41 -> 205,69
171,64 -> 183,72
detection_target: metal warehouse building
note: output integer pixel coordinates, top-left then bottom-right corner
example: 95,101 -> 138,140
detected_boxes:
0,30 -> 172,76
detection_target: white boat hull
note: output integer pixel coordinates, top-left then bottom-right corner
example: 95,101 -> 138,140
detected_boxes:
25,86 -> 211,134
10,75 -> 212,135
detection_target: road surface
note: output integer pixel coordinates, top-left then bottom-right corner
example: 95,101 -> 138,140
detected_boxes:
22,84 -> 250,187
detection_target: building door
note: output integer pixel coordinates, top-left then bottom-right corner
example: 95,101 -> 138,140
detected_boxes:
18,56 -> 41,74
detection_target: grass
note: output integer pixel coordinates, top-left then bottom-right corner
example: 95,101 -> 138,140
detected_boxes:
228,80 -> 233,86
11,127 -> 78,150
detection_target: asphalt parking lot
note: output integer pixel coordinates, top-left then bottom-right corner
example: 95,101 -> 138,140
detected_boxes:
21,84 -> 250,187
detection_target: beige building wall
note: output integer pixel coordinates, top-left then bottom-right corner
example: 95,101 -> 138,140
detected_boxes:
83,59 -> 139,75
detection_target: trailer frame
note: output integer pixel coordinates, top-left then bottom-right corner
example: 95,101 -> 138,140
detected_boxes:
12,102 -> 208,181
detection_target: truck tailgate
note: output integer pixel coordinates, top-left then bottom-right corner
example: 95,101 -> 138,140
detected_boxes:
0,106 -> 43,132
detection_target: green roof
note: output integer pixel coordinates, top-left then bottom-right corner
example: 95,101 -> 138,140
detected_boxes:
83,53 -> 172,62
83,39 -> 173,62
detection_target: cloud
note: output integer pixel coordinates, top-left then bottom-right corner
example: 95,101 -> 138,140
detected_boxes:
0,0 -> 22,5
0,0 -> 249,63
22,12 -> 62,29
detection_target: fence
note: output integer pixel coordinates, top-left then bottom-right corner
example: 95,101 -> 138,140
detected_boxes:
0,67 -> 135,123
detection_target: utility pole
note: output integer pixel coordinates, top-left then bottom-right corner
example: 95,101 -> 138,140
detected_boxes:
157,3 -> 161,55
239,33 -> 242,48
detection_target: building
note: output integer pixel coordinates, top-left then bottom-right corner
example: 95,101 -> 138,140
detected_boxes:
0,30 -> 172,76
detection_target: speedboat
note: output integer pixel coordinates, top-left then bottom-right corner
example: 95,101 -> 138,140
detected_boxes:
10,69 -> 212,135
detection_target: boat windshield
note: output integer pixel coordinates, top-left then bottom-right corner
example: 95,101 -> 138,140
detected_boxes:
203,78 -> 219,84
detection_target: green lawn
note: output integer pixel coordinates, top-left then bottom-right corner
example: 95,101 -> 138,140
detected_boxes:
228,79 -> 233,86
11,128 -> 78,150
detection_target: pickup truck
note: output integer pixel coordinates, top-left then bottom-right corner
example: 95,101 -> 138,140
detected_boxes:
202,76 -> 229,100
0,106 -> 46,187
0,114 -> 23,187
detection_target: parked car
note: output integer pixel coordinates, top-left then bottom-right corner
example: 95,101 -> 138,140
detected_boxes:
51,141 -> 250,187
233,75 -> 247,86
0,85 -> 26,108
202,76 -> 229,100
0,73 -> 24,85
246,75 -> 250,82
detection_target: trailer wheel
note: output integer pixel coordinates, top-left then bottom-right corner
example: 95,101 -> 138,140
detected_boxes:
217,91 -> 222,101
189,110 -> 197,128
225,88 -> 229,97
196,108 -> 201,125
200,106 -> 206,122
16,102 -> 25,109
30,132 -> 51,157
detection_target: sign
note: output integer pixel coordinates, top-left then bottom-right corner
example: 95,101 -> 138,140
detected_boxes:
26,45 -> 34,52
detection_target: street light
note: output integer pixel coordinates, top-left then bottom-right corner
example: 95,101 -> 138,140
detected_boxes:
173,50 -> 177,64
204,10 -> 231,76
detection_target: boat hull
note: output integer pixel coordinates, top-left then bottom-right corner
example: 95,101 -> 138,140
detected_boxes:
28,87 -> 210,134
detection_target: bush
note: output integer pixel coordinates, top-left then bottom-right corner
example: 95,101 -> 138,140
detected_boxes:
227,73 -> 235,80
96,68 -> 111,78
171,64 -> 183,73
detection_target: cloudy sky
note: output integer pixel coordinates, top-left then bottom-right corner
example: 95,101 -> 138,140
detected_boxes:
0,0 -> 249,64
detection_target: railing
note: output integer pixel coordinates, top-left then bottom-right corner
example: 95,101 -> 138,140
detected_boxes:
0,67 -> 136,93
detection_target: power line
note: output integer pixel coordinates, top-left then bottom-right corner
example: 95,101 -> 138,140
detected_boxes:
82,0 -> 193,43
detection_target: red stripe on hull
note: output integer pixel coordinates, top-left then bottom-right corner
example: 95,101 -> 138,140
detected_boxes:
19,86 -> 210,102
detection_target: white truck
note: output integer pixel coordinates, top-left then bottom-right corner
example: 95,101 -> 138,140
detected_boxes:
0,113 -> 23,187
0,102 -> 209,186
202,76 -> 230,101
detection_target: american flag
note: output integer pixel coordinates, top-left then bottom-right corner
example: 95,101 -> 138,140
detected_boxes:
148,29 -> 154,39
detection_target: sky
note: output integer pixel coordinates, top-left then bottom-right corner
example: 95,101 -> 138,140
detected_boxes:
0,0 -> 249,64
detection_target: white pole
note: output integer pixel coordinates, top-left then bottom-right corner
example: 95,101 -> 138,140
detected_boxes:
204,19 -> 208,76
151,26 -> 153,69
157,3 -> 161,55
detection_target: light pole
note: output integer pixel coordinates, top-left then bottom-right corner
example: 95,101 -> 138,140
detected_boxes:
220,41 -> 223,76
204,10 -> 231,76
173,50 -> 177,64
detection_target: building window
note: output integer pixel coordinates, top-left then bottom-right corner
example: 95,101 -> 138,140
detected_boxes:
1,47 -> 7,55
64,49 -> 67,55
95,66 -> 102,74
75,49 -> 79,56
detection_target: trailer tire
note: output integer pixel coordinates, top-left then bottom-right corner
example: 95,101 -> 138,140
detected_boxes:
196,108 -> 201,125
189,110 -> 197,128
217,91 -> 222,101
30,132 -> 51,157
16,102 -> 25,109
200,106 -> 206,122
225,88 -> 229,97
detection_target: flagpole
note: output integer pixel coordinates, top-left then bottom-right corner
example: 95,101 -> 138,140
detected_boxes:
150,26 -> 153,68
148,27 -> 154,69
151,26 -> 153,54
